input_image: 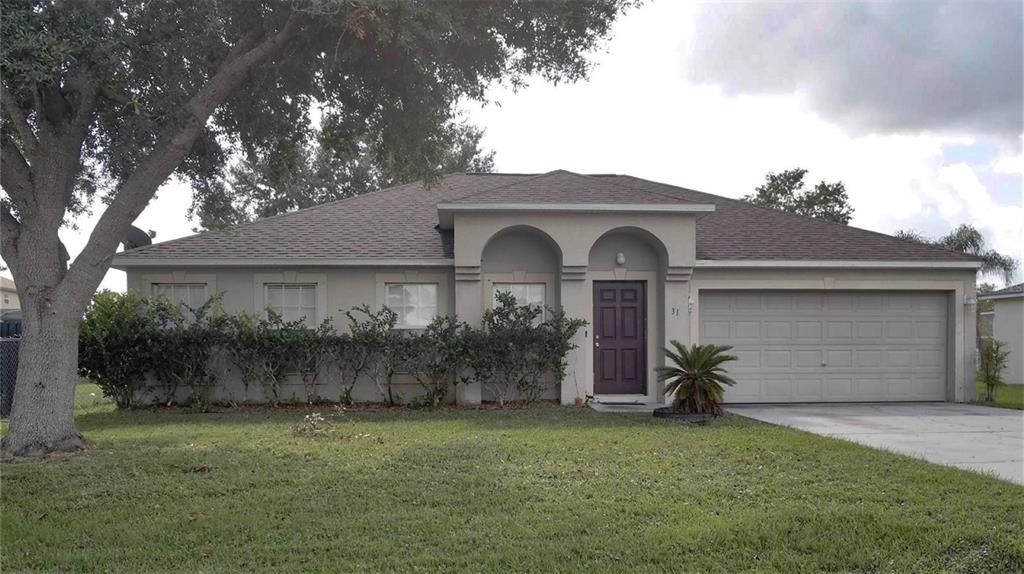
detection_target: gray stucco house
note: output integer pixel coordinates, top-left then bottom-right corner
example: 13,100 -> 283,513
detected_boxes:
112,170 -> 982,405
979,283 -> 1024,386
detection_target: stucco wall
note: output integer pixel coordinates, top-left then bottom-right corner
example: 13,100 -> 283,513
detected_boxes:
127,266 -> 456,404
992,298 -> 1024,385
124,258 -> 979,404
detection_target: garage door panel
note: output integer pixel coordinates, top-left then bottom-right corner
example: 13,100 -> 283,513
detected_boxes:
916,321 -> 945,339
700,290 -> 948,403
796,321 -> 822,340
734,321 -> 761,339
856,322 -> 883,339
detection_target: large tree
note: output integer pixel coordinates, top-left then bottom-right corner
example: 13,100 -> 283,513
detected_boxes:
0,0 -> 631,455
895,224 -> 1018,284
192,121 -> 495,230
743,168 -> 854,224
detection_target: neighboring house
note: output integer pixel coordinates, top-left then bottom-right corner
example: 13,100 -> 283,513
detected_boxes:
112,170 -> 982,405
979,283 -> 1024,385
0,276 -> 19,312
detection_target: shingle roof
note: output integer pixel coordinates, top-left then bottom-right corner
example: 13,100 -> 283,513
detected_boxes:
449,170 -> 686,204
113,170 -> 979,264
979,283 -> 1024,300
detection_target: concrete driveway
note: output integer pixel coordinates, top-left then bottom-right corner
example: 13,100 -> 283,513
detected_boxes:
728,403 -> 1024,485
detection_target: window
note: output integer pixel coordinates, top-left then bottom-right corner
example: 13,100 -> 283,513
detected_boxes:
265,284 -> 317,326
2,294 -> 9,305
152,283 -> 208,313
494,283 -> 546,318
386,283 -> 437,328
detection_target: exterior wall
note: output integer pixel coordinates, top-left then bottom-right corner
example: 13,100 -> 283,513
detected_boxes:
123,246 -> 979,404
688,267 -> 979,401
479,229 -> 562,401
1,286 -> 19,311
992,298 -> 1024,385
126,266 -> 455,404
451,211 -> 699,405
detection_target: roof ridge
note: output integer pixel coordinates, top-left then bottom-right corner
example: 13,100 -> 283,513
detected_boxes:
615,175 -> 982,262
449,169 -> 690,205
446,170 -> 569,203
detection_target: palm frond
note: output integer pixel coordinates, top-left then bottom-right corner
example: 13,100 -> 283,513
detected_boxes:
658,342 -> 738,415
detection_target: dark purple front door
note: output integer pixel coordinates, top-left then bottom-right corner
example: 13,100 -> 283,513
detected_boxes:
593,281 -> 647,395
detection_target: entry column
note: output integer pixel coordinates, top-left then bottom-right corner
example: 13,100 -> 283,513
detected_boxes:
560,264 -> 588,405
663,266 -> 693,404
455,265 -> 483,405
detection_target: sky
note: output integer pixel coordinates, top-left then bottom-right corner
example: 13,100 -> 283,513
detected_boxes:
5,0 -> 1022,290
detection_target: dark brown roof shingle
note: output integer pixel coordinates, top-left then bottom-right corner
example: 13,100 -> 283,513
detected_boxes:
114,170 -> 978,264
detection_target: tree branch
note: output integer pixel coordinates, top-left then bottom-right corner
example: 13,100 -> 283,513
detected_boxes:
0,82 -> 38,161
0,136 -> 35,213
1,200 -> 22,275
62,15 -> 304,306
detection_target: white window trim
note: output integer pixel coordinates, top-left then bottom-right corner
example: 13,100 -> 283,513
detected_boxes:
375,270 -> 451,329
483,272 -> 556,316
253,272 -> 327,326
492,282 -> 547,319
140,272 -> 217,305
385,282 -> 440,329
264,283 -> 319,326
151,282 -> 210,311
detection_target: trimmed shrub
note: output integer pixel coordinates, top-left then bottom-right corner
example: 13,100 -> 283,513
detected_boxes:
79,291 -> 586,409
79,290 -> 174,408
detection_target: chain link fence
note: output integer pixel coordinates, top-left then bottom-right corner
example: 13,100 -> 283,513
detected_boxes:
1,337 -> 19,417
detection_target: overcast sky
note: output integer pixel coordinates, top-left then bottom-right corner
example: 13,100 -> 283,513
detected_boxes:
7,0 -> 1021,290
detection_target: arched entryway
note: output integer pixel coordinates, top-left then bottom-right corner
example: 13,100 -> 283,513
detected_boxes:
587,228 -> 668,398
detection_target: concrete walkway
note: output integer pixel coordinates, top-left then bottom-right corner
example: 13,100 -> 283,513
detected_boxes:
728,403 -> 1024,485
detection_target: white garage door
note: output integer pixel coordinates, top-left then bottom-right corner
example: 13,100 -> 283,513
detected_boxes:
700,291 -> 949,403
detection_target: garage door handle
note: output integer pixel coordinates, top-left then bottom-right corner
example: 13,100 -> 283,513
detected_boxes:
821,361 -> 827,367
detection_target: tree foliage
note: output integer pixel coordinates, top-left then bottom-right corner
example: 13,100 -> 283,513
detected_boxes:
0,0 -> 632,454
742,168 -> 854,224
190,121 -> 496,230
895,224 -> 1018,283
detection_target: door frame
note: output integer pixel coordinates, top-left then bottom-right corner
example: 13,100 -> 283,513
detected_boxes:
592,280 -> 648,397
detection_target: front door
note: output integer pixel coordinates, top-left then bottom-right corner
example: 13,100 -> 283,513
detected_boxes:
593,281 -> 647,395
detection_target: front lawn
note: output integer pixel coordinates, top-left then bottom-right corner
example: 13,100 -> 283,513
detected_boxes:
2,385 -> 1023,572
974,380 -> 1024,410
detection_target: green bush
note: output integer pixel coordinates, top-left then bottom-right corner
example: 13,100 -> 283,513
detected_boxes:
148,296 -> 230,408
78,290 -> 174,408
464,292 -> 586,406
404,316 -> 469,407
79,290 -> 586,409
656,342 -> 738,416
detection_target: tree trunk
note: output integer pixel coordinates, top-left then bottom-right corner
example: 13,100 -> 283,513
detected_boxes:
2,295 -> 85,456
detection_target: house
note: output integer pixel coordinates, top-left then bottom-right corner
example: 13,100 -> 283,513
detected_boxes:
979,283 -> 1024,385
112,170 -> 982,405
0,276 -> 19,312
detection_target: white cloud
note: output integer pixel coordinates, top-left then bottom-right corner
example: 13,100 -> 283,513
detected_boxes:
6,0 -> 1020,290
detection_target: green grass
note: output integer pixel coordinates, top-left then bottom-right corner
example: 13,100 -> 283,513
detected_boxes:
974,380 -> 1024,410
2,385 -> 1023,572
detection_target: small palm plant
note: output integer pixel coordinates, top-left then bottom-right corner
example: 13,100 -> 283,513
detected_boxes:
657,341 -> 738,416
977,338 -> 1010,402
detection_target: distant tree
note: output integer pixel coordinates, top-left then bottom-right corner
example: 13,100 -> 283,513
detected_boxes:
743,168 -> 854,224
191,122 -> 495,230
895,224 -> 1018,283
